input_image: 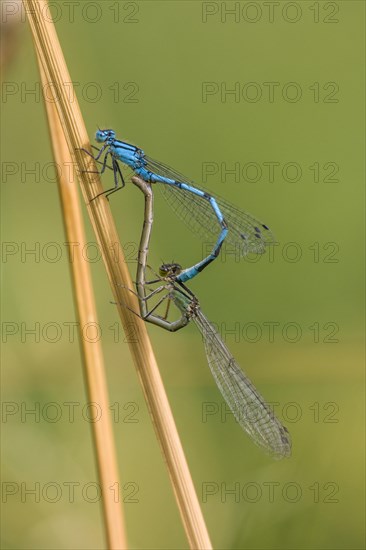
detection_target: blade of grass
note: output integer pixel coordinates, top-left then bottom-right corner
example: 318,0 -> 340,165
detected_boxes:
22,0 -> 212,547
36,56 -> 128,548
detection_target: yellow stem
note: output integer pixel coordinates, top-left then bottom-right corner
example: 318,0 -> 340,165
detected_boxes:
37,57 -> 128,548
23,0 -> 212,547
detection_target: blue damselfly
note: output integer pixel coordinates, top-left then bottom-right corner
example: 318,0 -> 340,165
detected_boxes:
83,129 -> 275,283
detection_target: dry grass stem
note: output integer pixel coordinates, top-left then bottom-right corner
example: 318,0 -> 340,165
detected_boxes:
23,0 -> 212,547
36,57 -> 128,548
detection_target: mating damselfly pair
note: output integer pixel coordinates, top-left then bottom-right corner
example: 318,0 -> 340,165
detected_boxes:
83,129 -> 291,459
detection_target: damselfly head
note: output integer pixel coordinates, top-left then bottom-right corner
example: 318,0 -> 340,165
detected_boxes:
95,129 -> 115,143
159,263 -> 182,278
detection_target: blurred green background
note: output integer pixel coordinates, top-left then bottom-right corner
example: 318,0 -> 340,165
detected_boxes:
1,1 -> 364,548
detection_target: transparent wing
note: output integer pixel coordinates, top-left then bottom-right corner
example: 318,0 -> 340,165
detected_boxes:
193,308 -> 291,459
145,155 -> 275,255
